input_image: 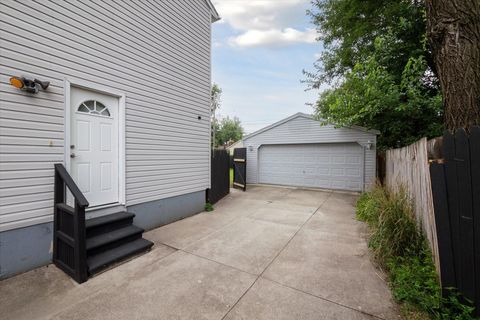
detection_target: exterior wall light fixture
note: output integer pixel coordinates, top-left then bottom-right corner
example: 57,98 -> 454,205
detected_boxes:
366,140 -> 373,150
248,145 -> 253,151
9,76 -> 50,94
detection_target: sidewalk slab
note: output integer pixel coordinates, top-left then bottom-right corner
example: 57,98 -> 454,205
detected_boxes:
144,211 -> 237,249
49,251 -> 256,320
224,278 -> 375,320
247,206 -> 315,228
184,217 -> 298,275
0,243 -> 176,320
263,195 -> 399,319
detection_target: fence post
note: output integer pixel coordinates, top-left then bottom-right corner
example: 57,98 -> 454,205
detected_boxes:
74,201 -> 88,283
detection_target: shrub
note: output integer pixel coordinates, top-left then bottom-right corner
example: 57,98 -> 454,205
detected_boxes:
204,202 -> 214,212
356,185 -> 477,319
388,247 -> 442,316
356,187 -> 384,227
357,186 -> 423,264
388,249 -> 475,319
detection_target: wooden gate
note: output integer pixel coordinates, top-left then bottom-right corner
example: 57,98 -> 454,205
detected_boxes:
430,126 -> 480,314
233,148 -> 247,191
207,149 -> 230,204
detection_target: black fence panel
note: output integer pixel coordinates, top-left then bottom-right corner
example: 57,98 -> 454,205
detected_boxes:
233,148 -> 246,191
430,126 -> 480,315
207,149 -> 230,204
455,129 -> 475,299
471,126 -> 480,312
430,162 -> 456,293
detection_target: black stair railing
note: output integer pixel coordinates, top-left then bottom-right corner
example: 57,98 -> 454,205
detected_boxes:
53,163 -> 89,283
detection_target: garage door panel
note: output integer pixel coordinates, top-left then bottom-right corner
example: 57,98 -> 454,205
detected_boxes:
331,168 -> 344,176
316,155 -> 330,164
346,168 -> 361,177
304,166 -> 316,175
332,181 -> 347,189
347,181 -> 362,190
331,155 -> 345,163
258,143 -> 363,191
346,156 -> 362,164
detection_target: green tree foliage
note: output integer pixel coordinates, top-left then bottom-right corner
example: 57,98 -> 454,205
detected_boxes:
213,116 -> 244,148
308,0 -> 443,149
211,84 -> 222,116
316,54 -> 443,149
211,84 -> 222,148
308,0 -> 430,86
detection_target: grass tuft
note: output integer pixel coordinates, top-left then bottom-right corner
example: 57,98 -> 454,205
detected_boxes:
356,185 -> 476,319
204,202 -> 214,212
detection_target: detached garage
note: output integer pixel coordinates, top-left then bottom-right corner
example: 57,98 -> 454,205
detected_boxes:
243,113 -> 379,192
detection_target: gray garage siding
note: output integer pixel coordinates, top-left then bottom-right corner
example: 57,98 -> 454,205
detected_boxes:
0,0 -> 214,232
243,114 -> 377,190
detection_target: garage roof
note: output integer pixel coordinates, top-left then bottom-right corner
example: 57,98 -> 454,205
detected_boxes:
242,112 -> 380,141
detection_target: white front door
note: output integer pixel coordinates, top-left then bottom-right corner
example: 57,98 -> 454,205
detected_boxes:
70,87 -> 119,207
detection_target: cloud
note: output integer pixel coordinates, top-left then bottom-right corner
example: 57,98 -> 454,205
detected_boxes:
213,0 -> 316,48
229,28 -> 317,48
213,0 -> 305,30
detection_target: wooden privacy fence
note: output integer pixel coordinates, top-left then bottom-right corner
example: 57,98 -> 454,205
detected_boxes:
385,138 -> 440,270
207,149 -> 230,204
430,127 -> 480,315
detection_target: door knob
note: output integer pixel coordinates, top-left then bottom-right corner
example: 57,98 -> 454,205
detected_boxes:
70,153 -> 76,158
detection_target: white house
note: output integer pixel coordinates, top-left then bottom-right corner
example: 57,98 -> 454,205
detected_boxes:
242,113 -> 379,192
0,0 -> 219,280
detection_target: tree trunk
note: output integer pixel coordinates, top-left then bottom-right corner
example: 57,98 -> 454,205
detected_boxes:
425,0 -> 480,131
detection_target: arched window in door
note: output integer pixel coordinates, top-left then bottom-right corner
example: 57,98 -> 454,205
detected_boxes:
77,100 -> 111,117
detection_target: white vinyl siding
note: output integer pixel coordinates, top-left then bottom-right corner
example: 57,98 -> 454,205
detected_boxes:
0,0 -> 213,232
243,115 -> 377,190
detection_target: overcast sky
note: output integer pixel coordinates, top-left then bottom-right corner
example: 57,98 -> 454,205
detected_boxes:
211,0 -> 323,134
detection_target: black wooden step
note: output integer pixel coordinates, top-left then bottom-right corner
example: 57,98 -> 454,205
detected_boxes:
86,225 -> 144,252
87,238 -> 154,275
86,212 -> 135,237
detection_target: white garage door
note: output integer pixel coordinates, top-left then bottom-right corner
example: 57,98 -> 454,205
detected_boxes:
258,143 -> 364,191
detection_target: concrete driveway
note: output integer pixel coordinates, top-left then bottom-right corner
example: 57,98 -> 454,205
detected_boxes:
0,186 -> 399,320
